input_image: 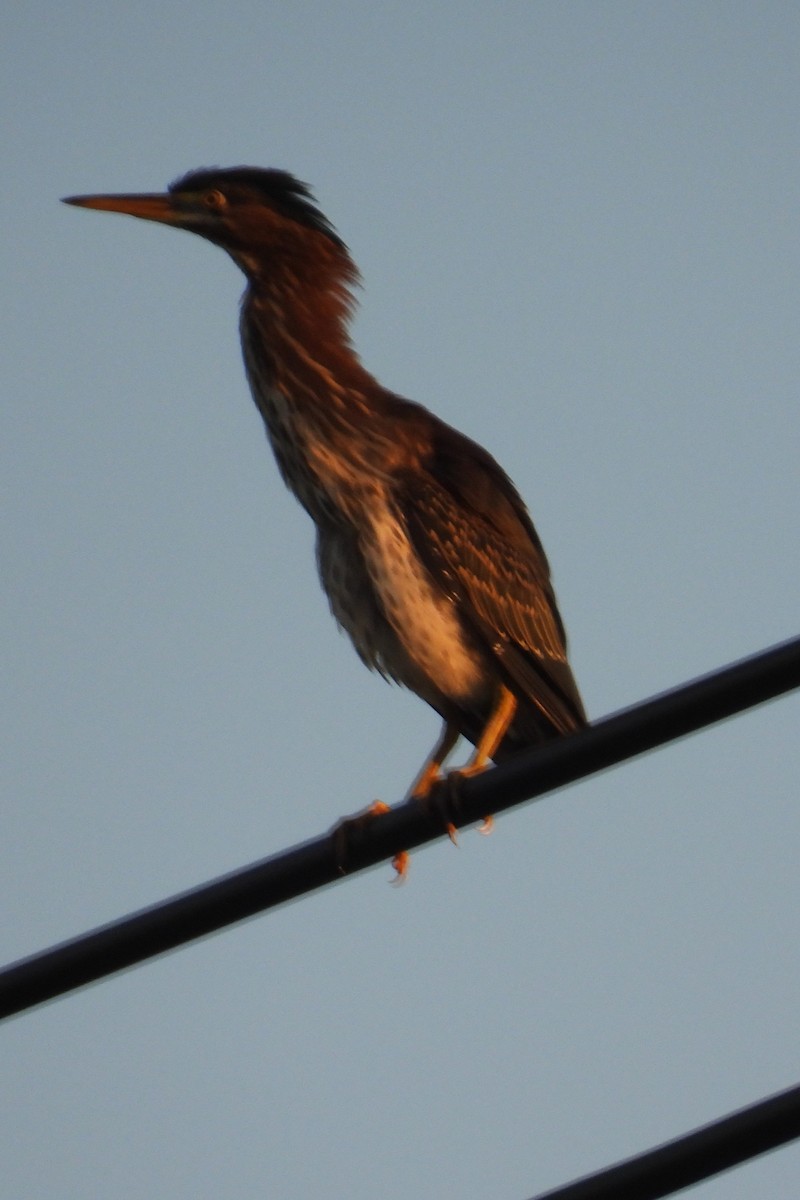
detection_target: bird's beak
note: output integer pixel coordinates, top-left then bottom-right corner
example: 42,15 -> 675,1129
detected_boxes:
62,192 -> 180,226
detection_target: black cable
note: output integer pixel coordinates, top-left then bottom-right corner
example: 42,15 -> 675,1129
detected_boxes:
1,635 -> 798,1020
528,1080 -> 800,1200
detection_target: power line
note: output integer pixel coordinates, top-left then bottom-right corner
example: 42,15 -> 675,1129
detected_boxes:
1,635 -> 798,1021
528,1079 -> 800,1200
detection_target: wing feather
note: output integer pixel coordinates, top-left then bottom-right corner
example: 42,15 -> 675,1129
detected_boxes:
400,420 -> 586,735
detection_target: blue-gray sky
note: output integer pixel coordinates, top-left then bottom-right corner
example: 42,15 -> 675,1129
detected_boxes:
3,4 -> 799,1197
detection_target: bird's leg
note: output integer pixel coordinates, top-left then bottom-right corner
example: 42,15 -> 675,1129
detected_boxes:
457,685 -> 517,835
462,683 -> 517,775
409,721 -> 461,801
332,722 -> 461,883
408,720 -> 462,847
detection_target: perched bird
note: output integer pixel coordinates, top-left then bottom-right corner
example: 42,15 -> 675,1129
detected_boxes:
64,168 -> 586,846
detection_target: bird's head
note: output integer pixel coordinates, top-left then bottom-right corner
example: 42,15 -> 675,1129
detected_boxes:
63,166 -> 352,284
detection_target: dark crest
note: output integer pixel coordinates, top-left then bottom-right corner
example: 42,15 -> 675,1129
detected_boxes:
169,166 -> 346,250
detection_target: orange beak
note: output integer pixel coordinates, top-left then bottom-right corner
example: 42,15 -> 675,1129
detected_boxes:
62,192 -> 180,226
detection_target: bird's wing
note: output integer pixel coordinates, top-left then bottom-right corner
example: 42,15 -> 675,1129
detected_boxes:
400,421 -> 586,734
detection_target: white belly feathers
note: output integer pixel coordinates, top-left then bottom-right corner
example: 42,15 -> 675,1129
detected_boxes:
365,507 -> 484,702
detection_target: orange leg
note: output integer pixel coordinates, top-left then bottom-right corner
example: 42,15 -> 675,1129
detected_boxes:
413,687 -> 517,845
409,721 -> 461,800
334,690 -> 516,881
408,721 -> 462,848
457,685 -> 517,835
333,718 -> 460,883
462,685 -> 517,776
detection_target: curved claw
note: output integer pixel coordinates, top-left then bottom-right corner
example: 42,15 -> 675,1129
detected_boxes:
390,850 -> 410,882
332,802 -> 412,882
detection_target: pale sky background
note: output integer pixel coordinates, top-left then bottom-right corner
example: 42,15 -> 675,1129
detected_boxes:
2,4 -> 799,1198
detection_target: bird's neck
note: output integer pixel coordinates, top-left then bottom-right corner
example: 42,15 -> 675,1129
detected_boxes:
239,265 -> 401,518
243,262 -> 374,397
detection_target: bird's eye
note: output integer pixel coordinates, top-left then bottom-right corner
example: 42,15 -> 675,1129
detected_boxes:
203,189 -> 227,210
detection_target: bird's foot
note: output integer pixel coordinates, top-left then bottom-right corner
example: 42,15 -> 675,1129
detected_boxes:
454,762 -> 494,836
332,801 -> 409,882
411,772 -> 458,846
427,762 -> 494,840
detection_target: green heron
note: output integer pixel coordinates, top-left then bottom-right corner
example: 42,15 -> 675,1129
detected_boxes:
64,168 -> 586,860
